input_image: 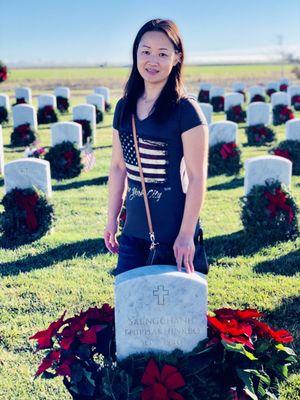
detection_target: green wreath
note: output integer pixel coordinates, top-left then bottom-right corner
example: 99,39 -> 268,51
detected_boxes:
37,105 -> 58,124
44,141 -> 83,180
241,180 -> 299,242
245,124 -> 275,146
269,140 -> 300,175
10,123 -> 37,147
208,141 -> 242,176
272,104 -> 294,126
0,187 -> 54,245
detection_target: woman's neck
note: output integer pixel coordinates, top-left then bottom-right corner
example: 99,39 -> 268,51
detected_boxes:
142,80 -> 166,102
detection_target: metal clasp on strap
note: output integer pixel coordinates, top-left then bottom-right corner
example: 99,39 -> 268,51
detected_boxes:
149,232 -> 159,250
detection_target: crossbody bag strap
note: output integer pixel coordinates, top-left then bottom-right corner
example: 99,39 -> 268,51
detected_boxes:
131,114 -> 158,249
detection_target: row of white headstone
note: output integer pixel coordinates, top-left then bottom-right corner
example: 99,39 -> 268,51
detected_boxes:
198,82 -> 300,103
199,100 -> 296,126
0,86 -> 111,115
8,103 -> 96,139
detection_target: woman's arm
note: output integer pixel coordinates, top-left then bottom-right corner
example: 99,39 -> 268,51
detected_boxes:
173,124 -> 209,272
104,129 -> 127,254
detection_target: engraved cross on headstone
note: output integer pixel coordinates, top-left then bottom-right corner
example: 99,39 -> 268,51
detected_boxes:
19,167 -> 30,176
153,285 -> 169,305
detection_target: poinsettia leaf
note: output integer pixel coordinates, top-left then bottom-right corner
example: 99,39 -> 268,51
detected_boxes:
78,377 -> 95,397
275,363 -> 288,378
76,343 -> 91,360
70,362 -> 84,383
265,389 -> 279,399
236,369 -> 258,400
222,340 -> 257,360
275,343 -> 297,356
41,371 -> 57,379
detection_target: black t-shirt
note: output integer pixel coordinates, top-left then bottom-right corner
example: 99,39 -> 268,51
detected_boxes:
113,96 -> 207,245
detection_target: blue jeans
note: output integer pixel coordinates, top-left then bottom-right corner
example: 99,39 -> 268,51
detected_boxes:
113,233 -> 176,276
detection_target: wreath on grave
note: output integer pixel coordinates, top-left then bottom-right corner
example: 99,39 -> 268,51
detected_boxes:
57,96 -> 70,113
0,61 -> 8,83
210,96 -> 224,112
279,84 -> 288,92
241,180 -> 299,242
0,187 -> 54,245
105,101 -> 111,112
291,95 -> 300,111
13,97 -> 27,106
30,304 -> 297,400
269,140 -> 300,175
226,105 -> 246,123
73,119 -> 93,144
245,124 -> 275,146
44,141 -> 83,180
10,122 -> 37,147
197,89 -> 210,103
266,88 -> 277,98
0,105 -> 8,124
250,94 -> 266,103
37,105 -> 58,124
208,141 -> 242,176
272,105 -> 294,126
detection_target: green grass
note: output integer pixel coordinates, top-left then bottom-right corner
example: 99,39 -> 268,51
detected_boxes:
0,83 -> 299,399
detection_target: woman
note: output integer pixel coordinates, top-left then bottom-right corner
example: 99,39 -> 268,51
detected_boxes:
104,19 -> 209,275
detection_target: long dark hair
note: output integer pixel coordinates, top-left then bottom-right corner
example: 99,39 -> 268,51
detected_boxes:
121,19 -> 185,125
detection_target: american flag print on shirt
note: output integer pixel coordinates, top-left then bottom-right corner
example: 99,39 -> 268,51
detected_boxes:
121,133 -> 169,184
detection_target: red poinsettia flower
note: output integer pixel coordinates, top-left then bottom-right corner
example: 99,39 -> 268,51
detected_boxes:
141,358 -> 186,400
80,325 -> 105,345
220,142 -> 238,159
251,320 -> 293,343
85,304 -> 114,324
56,354 -> 77,377
274,148 -> 292,161
214,308 -> 263,321
264,187 -> 294,223
30,311 -> 67,349
35,349 -> 61,377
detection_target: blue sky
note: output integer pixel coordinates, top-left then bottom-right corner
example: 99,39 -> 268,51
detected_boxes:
1,0 -> 300,66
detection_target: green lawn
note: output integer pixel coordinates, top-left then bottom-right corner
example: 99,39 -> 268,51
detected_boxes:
0,83 -> 299,399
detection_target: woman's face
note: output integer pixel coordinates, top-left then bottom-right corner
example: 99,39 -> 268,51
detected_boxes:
137,31 -> 181,85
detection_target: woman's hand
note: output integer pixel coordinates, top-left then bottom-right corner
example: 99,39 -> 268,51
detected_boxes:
103,221 -> 119,254
173,232 -> 195,273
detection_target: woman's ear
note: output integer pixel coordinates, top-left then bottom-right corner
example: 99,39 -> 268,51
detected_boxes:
173,51 -> 182,67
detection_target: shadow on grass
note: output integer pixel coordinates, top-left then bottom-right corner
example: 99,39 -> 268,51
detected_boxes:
93,145 -> 112,150
0,237 -> 110,277
266,295 -> 300,370
253,250 -> 300,276
204,230 -> 292,261
208,177 -> 244,191
52,176 -> 108,191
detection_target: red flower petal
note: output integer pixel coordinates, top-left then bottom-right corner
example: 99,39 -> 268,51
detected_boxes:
141,358 -> 161,386
35,350 -> 60,377
168,390 -> 185,400
161,365 -> 185,389
153,383 -> 168,399
141,387 -> 154,400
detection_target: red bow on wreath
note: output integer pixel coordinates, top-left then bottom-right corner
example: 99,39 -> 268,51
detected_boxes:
15,190 -> 39,232
63,151 -> 74,170
264,187 -> 294,224
220,142 -> 237,159
16,123 -> 30,139
274,148 -> 292,161
141,358 -> 185,400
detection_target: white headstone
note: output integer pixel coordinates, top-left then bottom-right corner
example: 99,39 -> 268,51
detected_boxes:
73,104 -> 96,136
266,81 -> 279,91
0,125 -> 4,175
244,155 -> 292,195
94,87 -> 110,103
286,119 -> 300,141
199,83 -> 212,91
247,102 -> 271,126
51,122 -> 82,147
4,158 -> 52,197
199,103 -> 213,125
224,92 -> 244,112
12,104 -> 37,130
0,93 -> 10,111
15,87 -> 32,104
288,85 -> 300,98
54,87 -> 70,99
115,265 -> 207,360
232,82 -> 245,92
279,78 -> 289,86
209,121 -> 238,147
209,86 -> 224,99
248,86 -> 266,101
38,94 -> 57,109
271,92 -> 291,107
86,94 -> 105,113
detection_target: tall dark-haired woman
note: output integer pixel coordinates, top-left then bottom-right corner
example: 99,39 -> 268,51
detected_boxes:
104,19 -> 209,275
